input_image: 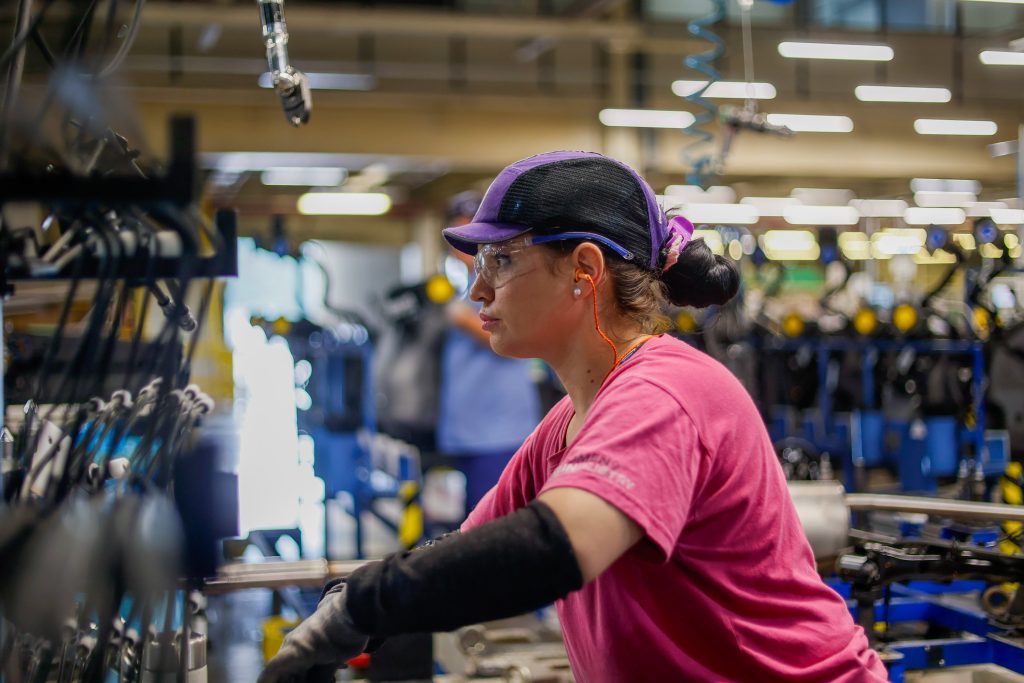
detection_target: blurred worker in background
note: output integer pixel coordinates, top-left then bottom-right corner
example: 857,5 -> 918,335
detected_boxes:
436,191 -> 542,515
260,152 -> 888,683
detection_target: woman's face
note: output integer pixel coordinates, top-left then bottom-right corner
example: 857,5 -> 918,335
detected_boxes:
469,238 -> 576,359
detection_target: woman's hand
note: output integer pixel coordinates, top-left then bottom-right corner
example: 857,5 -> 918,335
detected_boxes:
257,584 -> 369,683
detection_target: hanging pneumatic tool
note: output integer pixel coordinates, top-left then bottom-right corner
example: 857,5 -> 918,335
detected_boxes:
681,0 -> 792,189
257,0 -> 312,126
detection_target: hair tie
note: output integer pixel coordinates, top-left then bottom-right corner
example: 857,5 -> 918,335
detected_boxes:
660,215 -> 695,273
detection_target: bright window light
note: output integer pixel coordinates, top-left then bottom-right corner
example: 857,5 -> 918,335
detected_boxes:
991,208 -> 1024,224
904,207 -> 966,225
767,114 -> 854,133
967,201 -> 1009,217
871,229 -> 926,257
980,50 -> 1024,66
739,196 -> 799,217
855,85 -> 951,103
914,191 -> 977,208
911,178 -> 982,193
258,72 -> 375,91
297,192 -> 392,216
694,229 -> 725,255
783,205 -> 860,225
778,41 -> 893,61
261,167 -> 346,187
838,232 -> 871,260
599,108 -> 696,128
760,230 -> 820,261
914,119 -> 998,136
849,199 -> 909,218
671,80 -> 777,99
676,203 -> 759,225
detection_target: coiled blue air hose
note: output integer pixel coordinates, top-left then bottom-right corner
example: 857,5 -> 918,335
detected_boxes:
682,0 -> 727,189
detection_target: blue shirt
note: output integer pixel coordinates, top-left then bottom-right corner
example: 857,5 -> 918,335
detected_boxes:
437,301 -> 541,454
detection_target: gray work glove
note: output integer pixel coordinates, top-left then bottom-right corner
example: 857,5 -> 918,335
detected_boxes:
257,584 -> 369,683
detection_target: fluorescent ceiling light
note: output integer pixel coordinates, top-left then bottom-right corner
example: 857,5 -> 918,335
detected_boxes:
990,140 -> 1019,157
791,188 -> 856,206
694,229 -> 724,256
739,196 -> 799,217
914,191 -> 977,208
904,207 -> 966,225
967,201 -> 1009,217
663,185 -> 736,203
911,178 -> 982,194
760,230 -> 820,261
784,205 -> 860,226
778,41 -> 893,61
963,0 -> 1024,5
980,50 -> 1024,66
677,203 -> 759,225
258,72 -> 375,91
599,108 -> 695,128
914,119 -> 998,136
871,229 -> 926,257
855,85 -> 951,103
849,199 -> 909,218
261,167 -> 346,187
297,192 -> 392,216
838,232 -> 871,260
766,114 -> 853,133
991,208 -> 1024,224
671,80 -> 777,99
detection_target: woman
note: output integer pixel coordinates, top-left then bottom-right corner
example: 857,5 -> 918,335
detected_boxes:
259,151 -> 888,683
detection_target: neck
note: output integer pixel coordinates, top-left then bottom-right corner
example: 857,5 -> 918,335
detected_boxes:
547,324 -> 651,418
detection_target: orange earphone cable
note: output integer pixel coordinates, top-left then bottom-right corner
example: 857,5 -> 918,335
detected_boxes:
580,274 -> 653,382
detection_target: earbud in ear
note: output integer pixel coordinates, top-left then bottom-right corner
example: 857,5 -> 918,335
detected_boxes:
575,268 -> 593,283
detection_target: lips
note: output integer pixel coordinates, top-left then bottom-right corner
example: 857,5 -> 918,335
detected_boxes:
480,313 -> 499,331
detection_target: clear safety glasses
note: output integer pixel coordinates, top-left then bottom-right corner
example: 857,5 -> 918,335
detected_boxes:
472,232 -> 633,289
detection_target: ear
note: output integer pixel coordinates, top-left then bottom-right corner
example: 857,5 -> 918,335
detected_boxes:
572,242 -> 606,284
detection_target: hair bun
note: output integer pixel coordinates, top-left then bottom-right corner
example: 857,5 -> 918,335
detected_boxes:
660,238 -> 739,309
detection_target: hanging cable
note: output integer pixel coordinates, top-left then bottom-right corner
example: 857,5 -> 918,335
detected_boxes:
680,0 -> 726,189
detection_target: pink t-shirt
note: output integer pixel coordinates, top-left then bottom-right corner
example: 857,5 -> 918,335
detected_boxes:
463,335 -> 888,683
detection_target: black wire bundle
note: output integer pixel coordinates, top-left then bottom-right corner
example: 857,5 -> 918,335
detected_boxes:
0,4 -> 232,682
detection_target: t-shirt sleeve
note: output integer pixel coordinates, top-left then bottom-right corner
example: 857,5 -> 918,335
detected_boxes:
539,379 -> 705,561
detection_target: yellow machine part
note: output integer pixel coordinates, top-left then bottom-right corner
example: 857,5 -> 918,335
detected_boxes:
425,274 -> 456,304
262,615 -> 301,661
892,304 -> 918,334
974,307 -> 992,339
675,311 -> 698,335
783,313 -> 805,338
398,480 -> 424,549
1001,462 -> 1024,555
853,308 -> 878,336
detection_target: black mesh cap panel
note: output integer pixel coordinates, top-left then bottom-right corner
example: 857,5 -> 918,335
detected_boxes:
496,158 -> 654,265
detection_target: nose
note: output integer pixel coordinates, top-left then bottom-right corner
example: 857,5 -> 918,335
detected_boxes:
469,273 -> 492,304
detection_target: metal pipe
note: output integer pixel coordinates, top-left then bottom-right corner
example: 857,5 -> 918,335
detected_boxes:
203,560 -> 369,594
845,493 -> 1024,523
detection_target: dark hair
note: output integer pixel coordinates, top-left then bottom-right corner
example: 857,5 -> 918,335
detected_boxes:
544,236 -> 739,334
660,237 -> 740,309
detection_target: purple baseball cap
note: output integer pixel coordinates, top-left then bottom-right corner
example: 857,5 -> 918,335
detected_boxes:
442,151 -> 670,270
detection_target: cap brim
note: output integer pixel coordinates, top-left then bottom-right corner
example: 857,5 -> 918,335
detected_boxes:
442,222 -> 532,255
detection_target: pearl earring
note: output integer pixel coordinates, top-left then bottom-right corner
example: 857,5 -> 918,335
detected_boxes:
573,286 -> 582,297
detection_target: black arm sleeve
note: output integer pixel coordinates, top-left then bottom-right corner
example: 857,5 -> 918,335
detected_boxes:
344,501 -> 584,637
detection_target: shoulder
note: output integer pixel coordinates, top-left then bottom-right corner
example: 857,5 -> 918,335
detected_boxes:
604,335 -> 758,426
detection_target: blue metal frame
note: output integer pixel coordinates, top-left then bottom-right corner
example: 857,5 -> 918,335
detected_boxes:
826,579 -> 1024,682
